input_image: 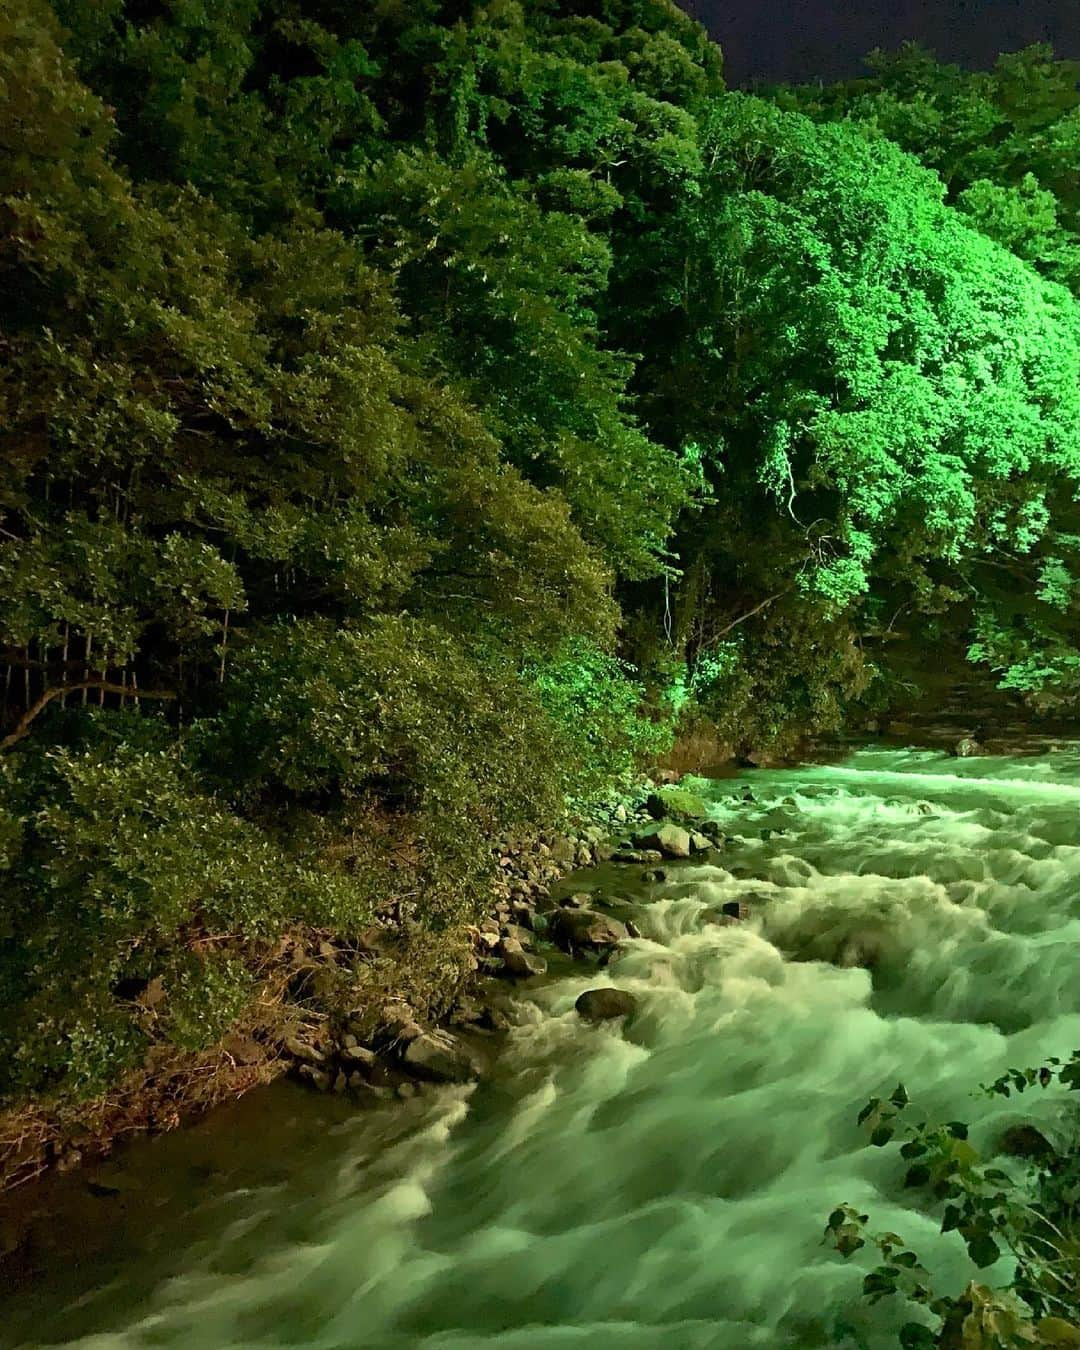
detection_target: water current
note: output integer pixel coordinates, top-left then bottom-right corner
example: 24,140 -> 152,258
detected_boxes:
3,746 -> 1078,1349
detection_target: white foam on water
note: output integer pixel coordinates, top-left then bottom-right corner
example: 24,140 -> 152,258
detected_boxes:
5,746 -> 1079,1350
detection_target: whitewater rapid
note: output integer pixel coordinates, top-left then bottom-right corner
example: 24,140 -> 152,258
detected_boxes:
3,746 -> 1078,1349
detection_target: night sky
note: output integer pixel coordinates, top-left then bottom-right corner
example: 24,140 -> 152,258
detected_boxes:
678,0 -> 1080,86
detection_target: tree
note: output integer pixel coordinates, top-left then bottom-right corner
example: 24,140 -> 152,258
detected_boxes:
625,96 -> 1080,726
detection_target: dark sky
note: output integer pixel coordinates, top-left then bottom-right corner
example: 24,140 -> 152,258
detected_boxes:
678,0 -> 1080,86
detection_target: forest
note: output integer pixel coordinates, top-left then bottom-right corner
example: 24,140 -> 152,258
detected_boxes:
1,2 -> 1079,1344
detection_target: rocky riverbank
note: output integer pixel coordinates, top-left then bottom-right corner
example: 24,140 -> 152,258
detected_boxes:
278,780 -> 737,1109
2,774 -> 727,1192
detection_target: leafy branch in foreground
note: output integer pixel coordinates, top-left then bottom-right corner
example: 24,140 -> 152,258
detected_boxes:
826,1054 -> 1080,1347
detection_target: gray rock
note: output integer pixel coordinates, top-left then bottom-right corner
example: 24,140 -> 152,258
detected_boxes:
575,988 -> 638,1022
641,868 -> 667,883
562,892 -> 591,909
284,1035 -> 325,1064
402,1030 -> 480,1083
549,835 -> 577,865
499,938 -> 548,978
689,832 -> 712,854
550,908 -> 628,955
340,1042 -> 377,1068
299,1064 -> 332,1091
633,823 -> 692,859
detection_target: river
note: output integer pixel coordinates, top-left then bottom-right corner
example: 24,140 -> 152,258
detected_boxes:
2,745 -> 1078,1348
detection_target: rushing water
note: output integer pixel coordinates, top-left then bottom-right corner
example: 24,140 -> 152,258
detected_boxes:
3,746 -> 1079,1349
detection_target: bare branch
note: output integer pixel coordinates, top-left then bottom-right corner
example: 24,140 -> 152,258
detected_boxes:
714,590 -> 787,638
1,681 -> 176,752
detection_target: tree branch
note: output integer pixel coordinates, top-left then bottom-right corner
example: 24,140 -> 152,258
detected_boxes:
0,681 -> 176,752
714,590 -> 787,638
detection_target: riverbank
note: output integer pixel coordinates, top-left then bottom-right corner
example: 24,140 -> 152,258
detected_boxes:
0,773 -> 697,1194
4,704 -> 1070,1196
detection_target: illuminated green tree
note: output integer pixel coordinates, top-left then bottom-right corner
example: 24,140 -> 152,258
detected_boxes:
638,96 -> 1080,711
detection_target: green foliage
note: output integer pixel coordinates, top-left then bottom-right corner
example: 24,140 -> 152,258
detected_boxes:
202,615 -> 571,830
778,43 -> 1080,285
623,92 -> 1080,724
0,728 -> 366,1098
828,1056 -> 1080,1346
526,638 -> 674,792
650,785 -> 708,820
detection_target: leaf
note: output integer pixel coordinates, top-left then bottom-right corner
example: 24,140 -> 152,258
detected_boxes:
899,1324 -> 937,1349
871,1124 -> 895,1147
1035,1317 -> 1080,1346
902,1140 -> 929,1159
894,1251 -> 919,1267
890,1083 -> 910,1109
965,1232 -> 1001,1268
942,1204 -> 963,1233
946,1121 -> 970,1140
905,1164 -> 931,1188
858,1097 -> 881,1126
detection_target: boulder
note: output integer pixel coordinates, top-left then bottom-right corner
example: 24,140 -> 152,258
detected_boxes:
632,823 -> 692,859
550,908 -> 629,955
641,868 -> 667,884
575,988 -> 638,1022
402,1030 -> 480,1084
284,1035 -> 325,1064
549,835 -> 577,865
688,832 -> 712,854
499,938 -> 548,978
1000,1124 -> 1055,1162
340,1041 -> 377,1068
702,910 -> 740,927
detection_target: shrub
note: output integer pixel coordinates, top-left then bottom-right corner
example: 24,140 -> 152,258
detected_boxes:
0,727 -> 372,1101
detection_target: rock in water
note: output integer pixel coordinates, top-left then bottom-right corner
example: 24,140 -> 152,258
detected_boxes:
402,1031 -> 480,1083
575,989 -> 638,1022
550,908 -> 628,955
631,823 -> 692,859
499,938 -> 548,978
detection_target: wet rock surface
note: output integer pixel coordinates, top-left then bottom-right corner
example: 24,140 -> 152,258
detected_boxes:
575,988 -> 638,1022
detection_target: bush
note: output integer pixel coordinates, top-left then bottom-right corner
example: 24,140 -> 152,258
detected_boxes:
525,638 -> 675,793
0,727 -> 373,1101
827,1056 -> 1080,1347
